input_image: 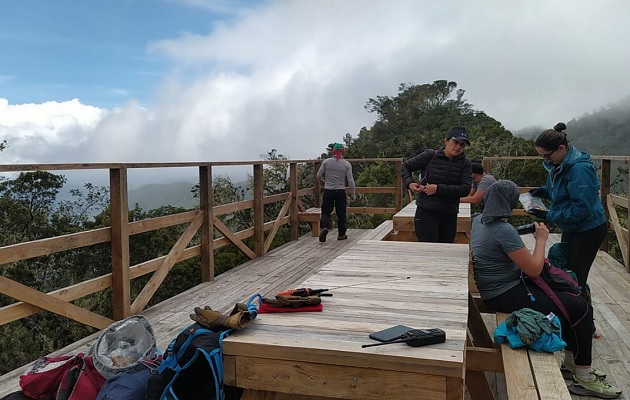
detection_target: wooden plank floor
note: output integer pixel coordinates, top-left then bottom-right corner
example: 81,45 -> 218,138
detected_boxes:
2,227 -> 629,400
0,227 -> 388,397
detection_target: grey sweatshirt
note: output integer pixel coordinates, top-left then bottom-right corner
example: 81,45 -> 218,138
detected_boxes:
316,157 -> 356,196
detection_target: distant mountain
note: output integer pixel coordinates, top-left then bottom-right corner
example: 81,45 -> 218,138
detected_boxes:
512,125 -> 544,140
564,96 -> 630,155
128,180 -> 252,210
513,96 -> 630,156
128,182 -> 198,210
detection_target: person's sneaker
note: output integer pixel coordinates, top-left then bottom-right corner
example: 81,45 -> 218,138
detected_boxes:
561,364 -> 606,380
318,228 -> 328,243
337,234 -> 348,240
568,373 -> 622,399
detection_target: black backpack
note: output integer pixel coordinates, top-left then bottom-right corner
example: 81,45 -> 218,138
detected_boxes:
147,294 -> 261,400
146,323 -> 229,400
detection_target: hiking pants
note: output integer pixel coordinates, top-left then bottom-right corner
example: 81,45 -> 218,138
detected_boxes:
413,207 -> 457,243
484,283 -> 593,366
561,222 -> 608,300
320,189 -> 347,235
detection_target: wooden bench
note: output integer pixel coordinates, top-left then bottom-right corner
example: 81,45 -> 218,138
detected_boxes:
361,220 -> 393,241
297,207 -> 334,236
496,312 -> 571,399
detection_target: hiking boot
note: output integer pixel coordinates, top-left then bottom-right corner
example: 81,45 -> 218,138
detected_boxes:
568,373 -> 622,399
561,364 -> 606,380
337,234 -> 348,240
319,228 -> 328,242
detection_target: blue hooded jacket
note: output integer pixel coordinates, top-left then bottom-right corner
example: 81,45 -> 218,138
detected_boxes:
539,146 -> 606,232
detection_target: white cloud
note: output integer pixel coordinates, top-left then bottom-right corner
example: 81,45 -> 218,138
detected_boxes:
3,0 -> 630,173
0,98 -> 105,163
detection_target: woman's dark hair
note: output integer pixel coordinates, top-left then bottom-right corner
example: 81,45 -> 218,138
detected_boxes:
535,122 -> 568,150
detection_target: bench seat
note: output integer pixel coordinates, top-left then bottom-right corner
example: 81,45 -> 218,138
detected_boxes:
297,207 -> 334,236
496,312 -> 571,399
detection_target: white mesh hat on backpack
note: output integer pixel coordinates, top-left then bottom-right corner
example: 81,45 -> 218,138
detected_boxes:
90,315 -> 157,379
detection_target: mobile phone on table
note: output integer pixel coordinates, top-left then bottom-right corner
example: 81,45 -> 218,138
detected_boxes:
368,325 -> 413,342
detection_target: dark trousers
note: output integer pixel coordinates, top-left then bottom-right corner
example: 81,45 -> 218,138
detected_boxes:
484,283 -> 593,366
413,207 -> 457,243
320,189 -> 347,235
561,222 -> 608,299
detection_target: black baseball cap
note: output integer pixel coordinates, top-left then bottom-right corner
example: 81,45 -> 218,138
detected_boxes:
447,127 -> 470,145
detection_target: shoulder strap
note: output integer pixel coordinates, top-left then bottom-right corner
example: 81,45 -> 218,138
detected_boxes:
522,271 -> 589,327
419,150 -> 438,185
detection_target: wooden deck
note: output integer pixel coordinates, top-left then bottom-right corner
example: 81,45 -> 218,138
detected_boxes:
0,225 -> 392,397
1,225 -> 630,399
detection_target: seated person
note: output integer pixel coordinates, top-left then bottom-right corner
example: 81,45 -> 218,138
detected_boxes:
460,160 -> 496,211
470,180 -> 621,399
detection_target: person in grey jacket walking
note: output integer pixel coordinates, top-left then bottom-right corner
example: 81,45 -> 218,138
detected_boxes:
401,127 -> 472,242
317,143 -> 356,242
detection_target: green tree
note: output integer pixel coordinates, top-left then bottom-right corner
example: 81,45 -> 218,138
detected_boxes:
0,171 -> 66,244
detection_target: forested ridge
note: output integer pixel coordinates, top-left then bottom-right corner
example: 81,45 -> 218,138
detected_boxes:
0,80 -> 626,374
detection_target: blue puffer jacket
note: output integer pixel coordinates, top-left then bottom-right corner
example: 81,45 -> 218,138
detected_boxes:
539,146 -> 606,232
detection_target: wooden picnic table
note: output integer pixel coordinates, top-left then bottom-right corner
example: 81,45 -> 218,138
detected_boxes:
223,239 -> 470,399
392,201 -> 472,243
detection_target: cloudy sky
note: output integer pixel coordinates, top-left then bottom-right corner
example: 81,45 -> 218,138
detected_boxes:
2,0 -> 630,176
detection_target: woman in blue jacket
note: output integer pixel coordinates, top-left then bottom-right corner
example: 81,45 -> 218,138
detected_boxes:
528,122 -> 607,304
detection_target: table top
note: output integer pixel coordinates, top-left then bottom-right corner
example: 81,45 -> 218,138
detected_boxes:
223,240 -> 470,379
394,201 -> 471,219
393,202 -> 471,234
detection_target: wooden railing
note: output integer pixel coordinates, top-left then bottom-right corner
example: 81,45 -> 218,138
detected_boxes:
3,154 -> 630,334
0,159 -> 404,330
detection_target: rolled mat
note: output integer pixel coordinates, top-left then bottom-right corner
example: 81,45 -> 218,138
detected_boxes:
258,303 -> 323,314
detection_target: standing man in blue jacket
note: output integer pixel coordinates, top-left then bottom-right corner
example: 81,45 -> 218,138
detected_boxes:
317,143 -> 356,242
401,127 -> 472,243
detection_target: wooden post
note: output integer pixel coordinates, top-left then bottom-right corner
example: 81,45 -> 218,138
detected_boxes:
199,165 -> 214,282
395,160 -> 403,211
289,162 -> 299,241
482,157 -> 491,175
253,164 -> 265,257
110,168 -> 130,320
600,158 -> 611,251
314,161 -> 322,207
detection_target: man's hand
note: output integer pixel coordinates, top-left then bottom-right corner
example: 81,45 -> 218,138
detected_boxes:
350,194 -> 357,201
526,208 -> 548,220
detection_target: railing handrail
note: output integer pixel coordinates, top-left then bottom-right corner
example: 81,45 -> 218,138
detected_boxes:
0,158 -> 404,329
0,158 -> 403,172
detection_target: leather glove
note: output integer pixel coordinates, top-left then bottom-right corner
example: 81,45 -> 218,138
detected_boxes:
190,306 -> 226,330
262,295 -> 321,308
190,305 -> 253,331
526,208 -> 548,220
226,303 -> 253,329
528,187 -> 545,198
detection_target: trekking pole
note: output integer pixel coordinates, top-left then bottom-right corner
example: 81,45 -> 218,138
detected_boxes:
327,276 -> 411,291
